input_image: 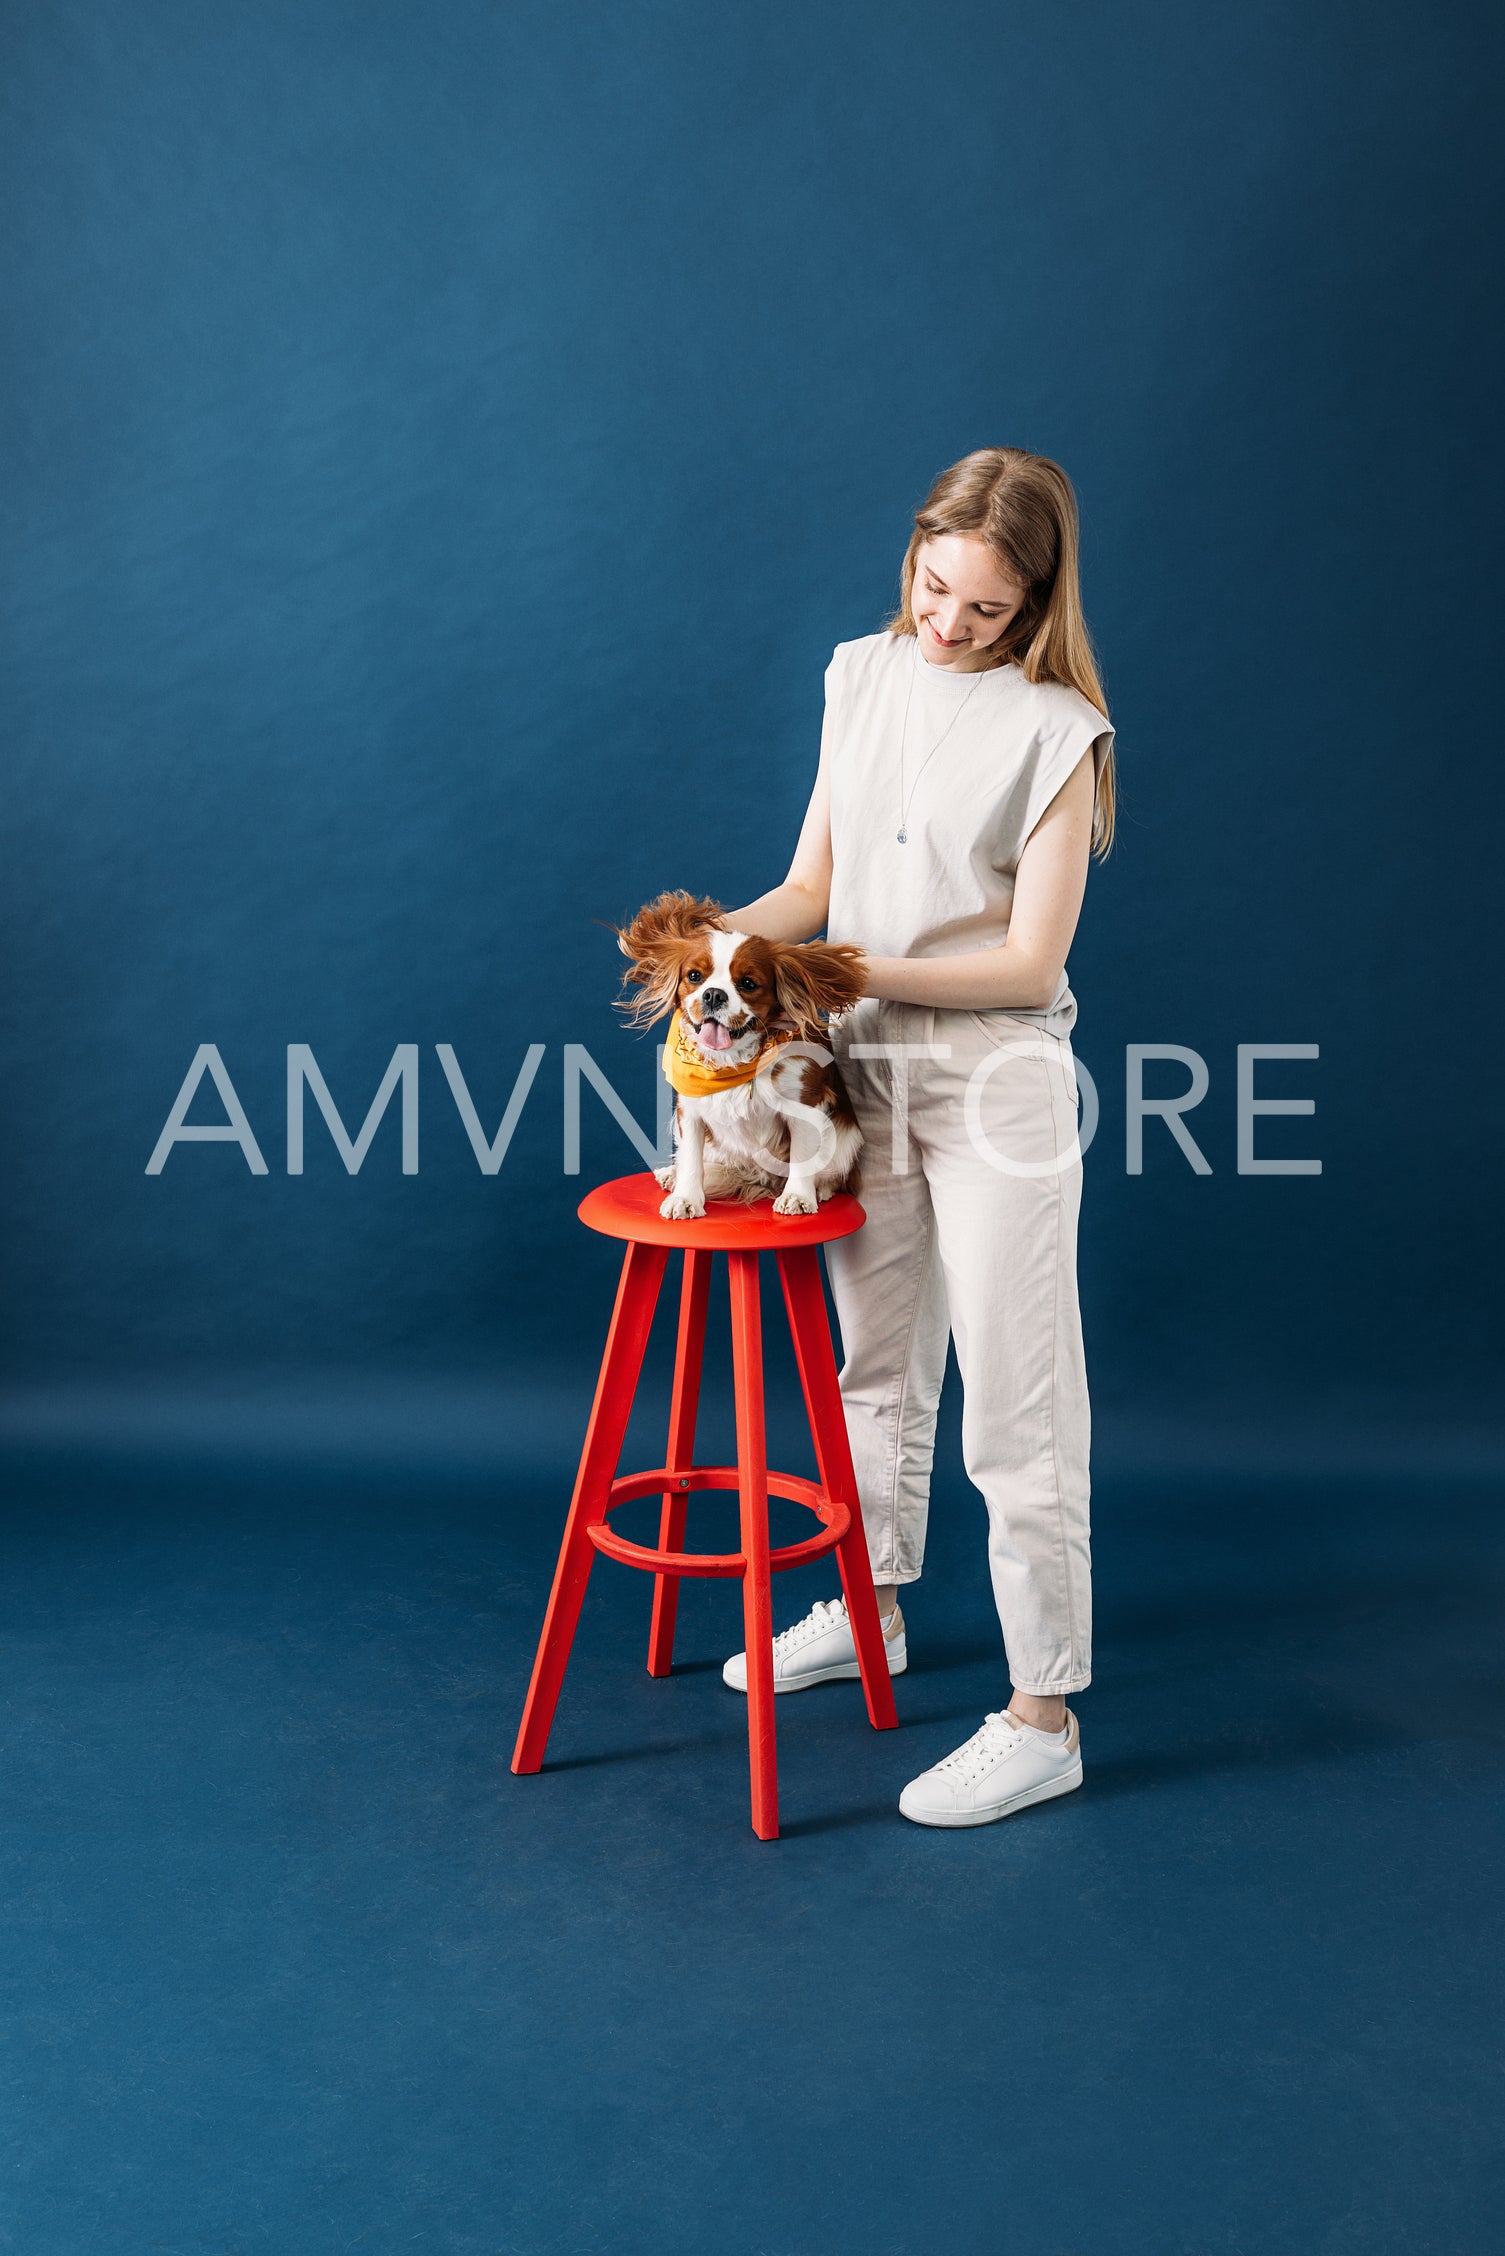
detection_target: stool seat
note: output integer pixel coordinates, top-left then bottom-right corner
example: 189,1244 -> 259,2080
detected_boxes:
578,1172 -> 866,1249
512,1171 -> 898,1838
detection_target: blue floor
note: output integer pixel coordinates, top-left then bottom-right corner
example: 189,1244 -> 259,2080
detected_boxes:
1,1428 -> 1501,2254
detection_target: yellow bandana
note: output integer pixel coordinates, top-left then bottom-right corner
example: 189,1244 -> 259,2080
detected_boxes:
662,1008 -> 801,1099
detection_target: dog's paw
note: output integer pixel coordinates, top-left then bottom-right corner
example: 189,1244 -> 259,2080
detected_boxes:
652,1164 -> 677,1190
773,1186 -> 818,1216
660,1191 -> 706,1221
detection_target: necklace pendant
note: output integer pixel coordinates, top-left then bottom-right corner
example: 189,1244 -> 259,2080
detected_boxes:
897,828 -> 907,844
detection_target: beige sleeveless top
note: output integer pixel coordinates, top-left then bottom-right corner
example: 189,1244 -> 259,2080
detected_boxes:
822,630 -> 1114,1039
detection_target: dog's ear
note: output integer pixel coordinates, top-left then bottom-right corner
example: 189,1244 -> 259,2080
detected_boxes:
615,890 -> 728,954
770,941 -> 868,1040
610,891 -> 726,1027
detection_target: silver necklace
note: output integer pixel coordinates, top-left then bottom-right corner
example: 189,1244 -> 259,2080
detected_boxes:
896,640 -> 985,842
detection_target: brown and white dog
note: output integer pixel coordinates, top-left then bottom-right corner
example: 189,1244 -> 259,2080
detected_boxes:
614,889 -> 867,1219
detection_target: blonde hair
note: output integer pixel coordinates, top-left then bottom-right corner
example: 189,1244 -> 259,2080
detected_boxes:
885,447 -> 1117,857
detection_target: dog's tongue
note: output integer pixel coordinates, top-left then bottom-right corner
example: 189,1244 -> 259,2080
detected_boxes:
697,1019 -> 734,1053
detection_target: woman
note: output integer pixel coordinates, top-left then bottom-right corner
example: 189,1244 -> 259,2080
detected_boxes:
721,446 -> 1116,1827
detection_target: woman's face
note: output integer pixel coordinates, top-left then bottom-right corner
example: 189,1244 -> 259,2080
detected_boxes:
911,533 -> 1029,669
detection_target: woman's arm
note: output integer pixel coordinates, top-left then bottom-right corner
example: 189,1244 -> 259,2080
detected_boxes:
723,745 -> 834,942
861,748 -> 1098,1010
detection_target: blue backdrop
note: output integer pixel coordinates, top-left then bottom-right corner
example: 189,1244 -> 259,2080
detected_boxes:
2,0 -> 1501,1440
3,13 -> 1504,2256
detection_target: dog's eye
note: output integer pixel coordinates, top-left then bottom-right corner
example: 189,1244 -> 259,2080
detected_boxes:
685,969 -> 703,983
736,977 -> 758,993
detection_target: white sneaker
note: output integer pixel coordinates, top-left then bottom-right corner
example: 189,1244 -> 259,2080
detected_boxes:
722,1596 -> 907,1694
898,1707 -> 1082,1828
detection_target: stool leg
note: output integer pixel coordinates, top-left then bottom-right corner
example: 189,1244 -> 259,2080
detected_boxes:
647,1248 -> 712,1677
728,1249 -> 778,1840
512,1238 -> 669,1774
776,1246 -> 899,1733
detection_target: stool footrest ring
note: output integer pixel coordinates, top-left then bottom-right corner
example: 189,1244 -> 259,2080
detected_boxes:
584,1464 -> 852,1579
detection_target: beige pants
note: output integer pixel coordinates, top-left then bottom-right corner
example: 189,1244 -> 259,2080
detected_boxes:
823,997 -> 1092,1696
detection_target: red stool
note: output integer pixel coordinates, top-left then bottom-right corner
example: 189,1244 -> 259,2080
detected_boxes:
510,1171 -> 898,1838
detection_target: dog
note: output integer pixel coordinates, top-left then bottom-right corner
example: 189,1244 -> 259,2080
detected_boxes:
613,889 -> 867,1219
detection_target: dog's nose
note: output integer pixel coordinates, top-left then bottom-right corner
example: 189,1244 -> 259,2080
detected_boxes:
699,987 -> 728,1012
